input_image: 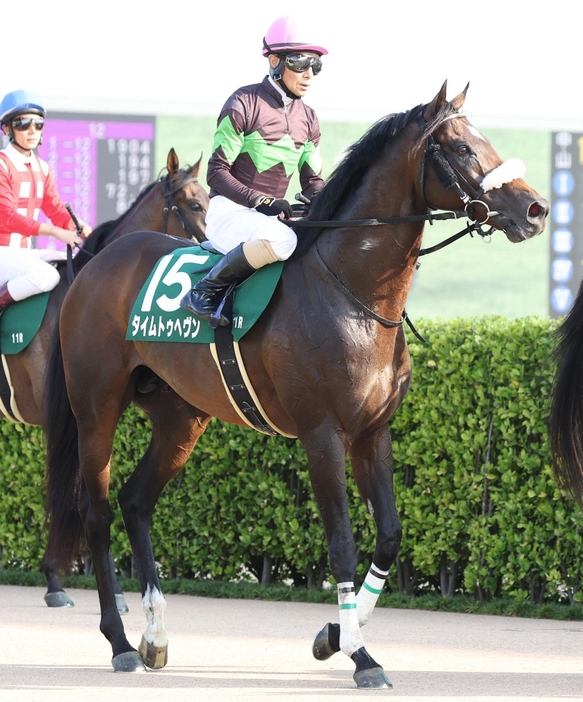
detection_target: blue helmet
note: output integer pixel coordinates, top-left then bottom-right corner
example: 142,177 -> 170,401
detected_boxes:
0,89 -> 45,125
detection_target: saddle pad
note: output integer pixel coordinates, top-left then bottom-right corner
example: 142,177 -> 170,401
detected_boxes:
0,291 -> 50,355
127,246 -> 284,344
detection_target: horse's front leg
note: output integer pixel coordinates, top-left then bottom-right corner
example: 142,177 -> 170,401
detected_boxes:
305,426 -> 393,689
352,427 -> 401,626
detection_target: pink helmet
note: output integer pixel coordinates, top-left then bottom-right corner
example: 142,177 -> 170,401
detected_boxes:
262,16 -> 328,56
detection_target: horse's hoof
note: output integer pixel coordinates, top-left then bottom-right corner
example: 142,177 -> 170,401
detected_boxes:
312,622 -> 340,660
44,591 -> 74,608
112,651 -> 146,672
138,636 -> 168,669
115,593 -> 129,614
353,666 -> 393,689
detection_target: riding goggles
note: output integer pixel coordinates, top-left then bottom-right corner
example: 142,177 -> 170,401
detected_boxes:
12,117 -> 45,131
282,53 -> 323,75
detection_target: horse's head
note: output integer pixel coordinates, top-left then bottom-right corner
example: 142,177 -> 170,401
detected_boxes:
421,82 -> 548,243
165,148 -> 209,242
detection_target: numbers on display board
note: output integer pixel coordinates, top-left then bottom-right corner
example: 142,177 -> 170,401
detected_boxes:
106,138 -> 152,214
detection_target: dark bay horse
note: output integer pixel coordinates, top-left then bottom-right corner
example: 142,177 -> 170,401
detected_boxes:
44,84 -> 547,687
1,148 -> 208,608
550,283 -> 583,509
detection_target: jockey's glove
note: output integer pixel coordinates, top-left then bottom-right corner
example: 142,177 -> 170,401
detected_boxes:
254,197 -> 293,219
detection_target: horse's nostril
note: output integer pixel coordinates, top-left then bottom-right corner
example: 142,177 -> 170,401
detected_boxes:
528,202 -> 543,219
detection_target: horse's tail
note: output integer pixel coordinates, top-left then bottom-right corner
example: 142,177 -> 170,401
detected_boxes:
43,318 -> 85,572
550,283 -> 583,509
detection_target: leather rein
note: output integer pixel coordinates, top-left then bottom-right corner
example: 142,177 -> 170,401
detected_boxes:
288,123 -> 505,342
65,173 -> 204,284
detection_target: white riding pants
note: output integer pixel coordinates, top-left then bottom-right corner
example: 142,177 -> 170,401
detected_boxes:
0,247 -> 65,301
205,195 -> 297,261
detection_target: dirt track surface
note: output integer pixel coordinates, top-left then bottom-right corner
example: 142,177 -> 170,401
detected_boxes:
1,584 -> 582,701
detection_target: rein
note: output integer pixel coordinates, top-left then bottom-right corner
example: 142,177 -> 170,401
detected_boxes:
314,243 -> 426,342
65,173 -> 203,282
288,118 -> 510,341
64,204 -> 81,286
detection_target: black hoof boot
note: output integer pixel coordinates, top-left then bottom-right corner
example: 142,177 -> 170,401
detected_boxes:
312,622 -> 340,660
351,647 -> 392,689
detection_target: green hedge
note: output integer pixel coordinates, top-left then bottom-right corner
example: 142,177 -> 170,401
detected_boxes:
1,316 -> 580,603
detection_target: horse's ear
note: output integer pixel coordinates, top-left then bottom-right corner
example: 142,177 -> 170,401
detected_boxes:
451,82 -> 470,112
167,148 -> 179,176
191,153 -> 204,177
423,81 -> 448,122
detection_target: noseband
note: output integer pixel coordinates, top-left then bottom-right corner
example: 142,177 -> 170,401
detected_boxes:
420,114 -> 525,233
162,174 -> 204,243
421,138 -> 495,228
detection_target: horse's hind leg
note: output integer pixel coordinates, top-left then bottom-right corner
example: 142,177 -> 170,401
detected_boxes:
310,426 -> 398,689
119,389 -> 209,670
41,550 -> 74,608
42,516 -> 128,612
75,410 -> 146,672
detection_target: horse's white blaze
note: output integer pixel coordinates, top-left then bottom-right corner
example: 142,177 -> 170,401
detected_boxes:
337,582 -> 365,656
481,158 -> 526,193
356,564 -> 389,627
142,585 -> 168,647
468,125 -> 486,141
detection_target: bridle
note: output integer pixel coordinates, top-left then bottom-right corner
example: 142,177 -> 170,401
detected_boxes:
290,112 -> 526,340
64,172 -> 206,285
162,173 -> 205,243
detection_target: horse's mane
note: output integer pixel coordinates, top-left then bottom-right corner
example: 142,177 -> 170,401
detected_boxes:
291,99 -> 459,259
71,165 -> 195,273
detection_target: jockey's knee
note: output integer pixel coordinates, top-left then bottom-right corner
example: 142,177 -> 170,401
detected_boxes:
269,230 -> 297,261
10,263 -> 61,299
30,263 -> 60,292
243,239 -> 280,268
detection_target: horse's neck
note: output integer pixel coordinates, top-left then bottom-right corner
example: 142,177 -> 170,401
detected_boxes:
109,187 -> 162,244
318,155 -> 425,319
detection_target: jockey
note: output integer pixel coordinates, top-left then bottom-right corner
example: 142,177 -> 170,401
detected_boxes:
0,89 -> 91,310
180,15 -> 327,326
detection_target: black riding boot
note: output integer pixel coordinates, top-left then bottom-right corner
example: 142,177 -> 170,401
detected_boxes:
180,244 -> 256,326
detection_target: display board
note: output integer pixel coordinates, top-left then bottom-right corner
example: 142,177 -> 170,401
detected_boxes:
1,112 -> 156,251
549,131 -> 583,317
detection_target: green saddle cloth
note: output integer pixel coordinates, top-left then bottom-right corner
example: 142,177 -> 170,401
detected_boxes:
127,246 -> 284,344
0,291 -> 50,355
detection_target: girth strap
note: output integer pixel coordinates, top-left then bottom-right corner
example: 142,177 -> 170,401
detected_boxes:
0,353 -> 18,422
213,292 -> 293,436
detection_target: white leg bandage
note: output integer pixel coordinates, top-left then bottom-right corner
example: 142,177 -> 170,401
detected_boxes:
142,585 -> 168,648
356,564 -> 389,626
337,582 -> 365,656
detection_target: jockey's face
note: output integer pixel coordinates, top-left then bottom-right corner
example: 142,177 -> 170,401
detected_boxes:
3,113 -> 43,153
269,51 -> 320,98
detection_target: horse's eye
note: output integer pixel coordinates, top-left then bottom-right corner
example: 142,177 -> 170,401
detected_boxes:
190,202 -> 203,212
457,145 -> 470,156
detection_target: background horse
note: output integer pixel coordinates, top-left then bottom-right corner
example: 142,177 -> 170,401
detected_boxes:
2,148 -> 208,608
44,83 -> 547,687
550,282 -> 583,509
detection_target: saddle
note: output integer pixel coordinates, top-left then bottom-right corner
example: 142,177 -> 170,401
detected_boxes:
127,246 -> 284,345
127,246 -> 293,437
0,291 -> 51,422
